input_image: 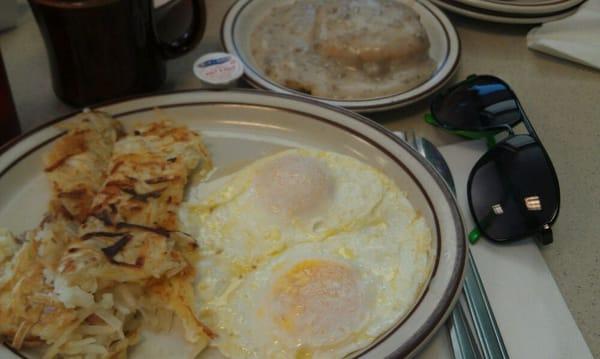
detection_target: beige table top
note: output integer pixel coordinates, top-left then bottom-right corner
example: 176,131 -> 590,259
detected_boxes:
1,0 -> 598,356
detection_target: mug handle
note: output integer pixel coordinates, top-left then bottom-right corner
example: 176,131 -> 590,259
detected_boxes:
157,0 -> 206,59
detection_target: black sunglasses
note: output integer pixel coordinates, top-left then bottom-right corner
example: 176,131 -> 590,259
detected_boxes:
427,75 -> 560,245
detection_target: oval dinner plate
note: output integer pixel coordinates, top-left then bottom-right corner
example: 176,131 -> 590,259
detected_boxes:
430,0 -> 579,23
452,0 -> 585,15
221,0 -> 460,113
0,90 -> 465,359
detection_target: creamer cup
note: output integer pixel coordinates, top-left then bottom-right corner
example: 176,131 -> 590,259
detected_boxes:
193,52 -> 244,87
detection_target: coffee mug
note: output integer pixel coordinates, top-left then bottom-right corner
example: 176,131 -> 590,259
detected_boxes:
0,50 -> 21,147
29,0 -> 206,106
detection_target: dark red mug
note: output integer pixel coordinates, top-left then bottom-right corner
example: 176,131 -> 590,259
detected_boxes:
0,50 -> 21,147
29,0 -> 206,106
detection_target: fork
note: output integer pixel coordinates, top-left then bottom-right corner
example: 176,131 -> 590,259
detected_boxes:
398,130 -> 509,359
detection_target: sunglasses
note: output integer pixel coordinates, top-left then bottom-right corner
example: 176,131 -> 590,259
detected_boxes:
426,75 -> 560,245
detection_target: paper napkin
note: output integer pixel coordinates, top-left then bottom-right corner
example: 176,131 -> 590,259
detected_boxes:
527,0 -> 600,70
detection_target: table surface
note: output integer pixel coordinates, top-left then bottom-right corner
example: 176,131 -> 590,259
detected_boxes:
1,0 -> 598,356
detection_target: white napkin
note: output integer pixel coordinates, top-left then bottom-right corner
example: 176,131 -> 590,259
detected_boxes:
414,139 -> 593,359
527,0 -> 600,70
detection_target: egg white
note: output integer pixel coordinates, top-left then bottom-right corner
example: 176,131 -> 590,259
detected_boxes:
203,178 -> 432,358
179,148 -> 434,359
181,149 -> 385,300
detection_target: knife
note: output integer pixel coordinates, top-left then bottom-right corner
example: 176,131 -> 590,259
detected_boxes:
398,131 -> 509,359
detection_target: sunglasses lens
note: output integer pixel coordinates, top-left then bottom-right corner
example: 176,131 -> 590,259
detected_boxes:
468,135 -> 559,241
432,76 -> 523,130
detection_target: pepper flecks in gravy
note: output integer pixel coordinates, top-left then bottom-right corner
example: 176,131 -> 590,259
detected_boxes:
251,0 -> 436,100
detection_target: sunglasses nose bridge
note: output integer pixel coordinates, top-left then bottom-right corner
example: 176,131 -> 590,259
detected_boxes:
484,121 -> 515,136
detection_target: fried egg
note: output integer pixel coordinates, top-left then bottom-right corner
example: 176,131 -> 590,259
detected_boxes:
181,149 -> 386,297
180,148 -> 433,358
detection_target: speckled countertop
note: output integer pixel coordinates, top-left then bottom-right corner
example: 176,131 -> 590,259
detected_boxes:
1,0 -> 598,356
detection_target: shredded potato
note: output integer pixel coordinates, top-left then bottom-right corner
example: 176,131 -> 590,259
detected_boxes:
0,115 -> 213,358
45,111 -> 123,222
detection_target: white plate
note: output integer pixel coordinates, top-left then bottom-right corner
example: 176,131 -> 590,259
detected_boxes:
0,0 -> 17,31
221,0 -> 460,113
0,90 -> 466,359
453,0 -> 585,15
431,0 -> 579,23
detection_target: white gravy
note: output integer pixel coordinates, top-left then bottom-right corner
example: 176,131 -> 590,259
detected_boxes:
250,0 -> 436,100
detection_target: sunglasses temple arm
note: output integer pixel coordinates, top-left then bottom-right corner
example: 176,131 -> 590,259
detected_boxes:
516,100 -> 540,140
516,101 -> 555,247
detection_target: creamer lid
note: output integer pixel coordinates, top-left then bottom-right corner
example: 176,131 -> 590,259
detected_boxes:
193,52 -> 244,85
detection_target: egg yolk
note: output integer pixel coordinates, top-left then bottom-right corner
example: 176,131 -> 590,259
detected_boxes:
254,155 -> 333,219
269,259 -> 368,347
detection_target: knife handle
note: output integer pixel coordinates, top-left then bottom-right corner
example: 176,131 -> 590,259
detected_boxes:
463,251 -> 510,359
448,296 -> 482,359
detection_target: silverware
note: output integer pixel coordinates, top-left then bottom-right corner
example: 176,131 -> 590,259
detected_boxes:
463,250 -> 509,359
448,296 -> 482,358
399,130 -> 509,359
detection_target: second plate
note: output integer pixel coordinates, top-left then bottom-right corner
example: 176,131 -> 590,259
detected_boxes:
221,0 -> 460,113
